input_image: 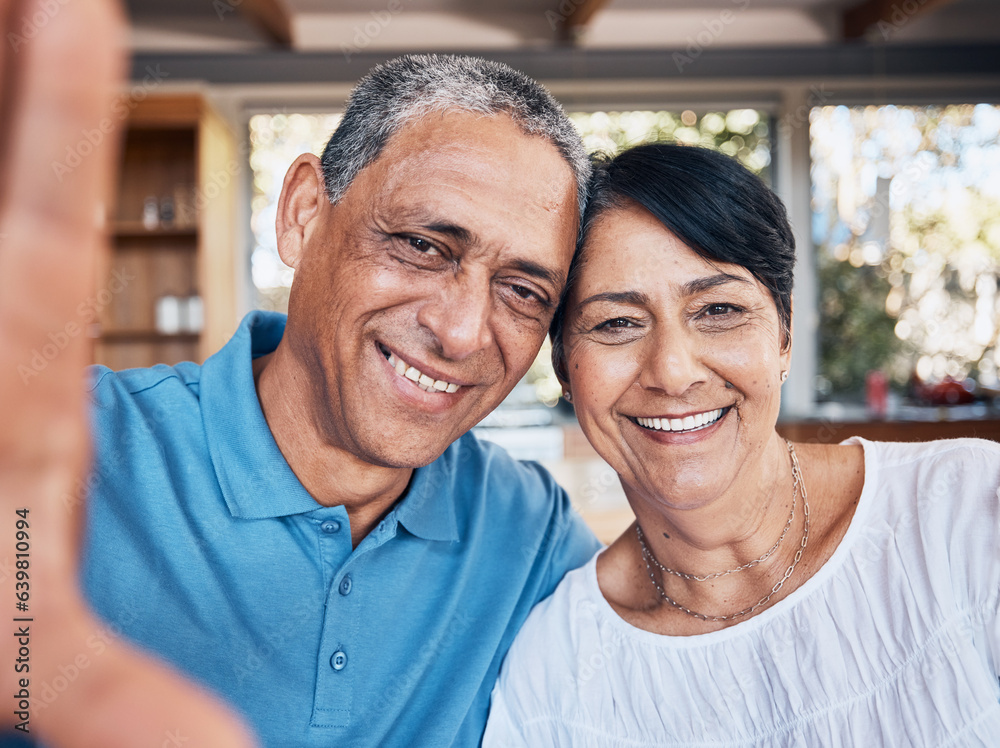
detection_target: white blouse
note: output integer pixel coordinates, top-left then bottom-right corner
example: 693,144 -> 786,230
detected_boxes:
484,438 -> 1000,747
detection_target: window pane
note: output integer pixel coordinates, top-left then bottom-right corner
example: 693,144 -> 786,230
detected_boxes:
248,113 -> 342,312
811,104 -> 1000,402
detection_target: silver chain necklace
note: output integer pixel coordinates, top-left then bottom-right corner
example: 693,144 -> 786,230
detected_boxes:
637,476 -> 796,582
635,440 -> 810,623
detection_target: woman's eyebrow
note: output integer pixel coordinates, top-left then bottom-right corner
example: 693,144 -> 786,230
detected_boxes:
576,274 -> 751,309
682,273 -> 752,296
577,290 -> 651,308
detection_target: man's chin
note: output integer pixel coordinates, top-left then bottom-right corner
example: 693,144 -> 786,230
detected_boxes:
357,434 -> 463,470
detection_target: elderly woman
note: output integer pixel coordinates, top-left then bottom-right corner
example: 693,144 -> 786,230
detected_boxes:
483,143 -> 1000,746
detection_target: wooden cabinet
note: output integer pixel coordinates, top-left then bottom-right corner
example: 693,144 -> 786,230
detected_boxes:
95,95 -> 238,370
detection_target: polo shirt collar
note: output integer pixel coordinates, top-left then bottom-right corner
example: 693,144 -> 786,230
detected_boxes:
200,312 -> 460,542
201,311 -> 320,519
391,447 -> 459,542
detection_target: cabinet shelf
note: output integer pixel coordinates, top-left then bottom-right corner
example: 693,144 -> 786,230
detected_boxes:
99,330 -> 201,343
112,222 -> 198,239
95,94 -> 238,371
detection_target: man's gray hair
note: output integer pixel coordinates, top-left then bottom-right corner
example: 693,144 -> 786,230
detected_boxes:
320,54 -> 591,219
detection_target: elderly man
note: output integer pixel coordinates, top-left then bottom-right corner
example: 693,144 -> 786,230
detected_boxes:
0,1 -> 598,747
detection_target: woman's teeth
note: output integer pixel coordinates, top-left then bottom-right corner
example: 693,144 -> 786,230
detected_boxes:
386,351 -> 460,394
636,408 -> 724,433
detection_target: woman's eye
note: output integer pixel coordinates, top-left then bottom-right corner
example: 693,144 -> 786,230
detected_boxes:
596,318 -> 634,329
704,303 -> 739,316
407,236 -> 440,256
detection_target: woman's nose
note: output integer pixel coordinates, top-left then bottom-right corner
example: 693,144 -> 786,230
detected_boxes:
636,326 -> 708,397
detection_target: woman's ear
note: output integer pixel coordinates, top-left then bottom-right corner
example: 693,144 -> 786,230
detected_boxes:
276,153 -> 326,270
780,293 -> 794,365
551,338 -> 571,395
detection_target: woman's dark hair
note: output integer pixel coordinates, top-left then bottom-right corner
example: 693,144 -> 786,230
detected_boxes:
550,142 -> 796,380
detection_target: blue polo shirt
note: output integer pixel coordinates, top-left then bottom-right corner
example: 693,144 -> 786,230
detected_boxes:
75,311 -> 600,747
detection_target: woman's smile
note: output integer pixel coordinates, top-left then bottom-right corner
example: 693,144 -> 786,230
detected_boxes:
633,406 -> 730,433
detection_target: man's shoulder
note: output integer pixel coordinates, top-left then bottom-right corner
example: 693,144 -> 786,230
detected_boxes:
441,431 -> 564,499
437,432 -> 599,557
87,362 -> 206,445
88,361 -> 203,401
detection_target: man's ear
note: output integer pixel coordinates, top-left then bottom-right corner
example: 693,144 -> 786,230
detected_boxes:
276,153 -> 326,270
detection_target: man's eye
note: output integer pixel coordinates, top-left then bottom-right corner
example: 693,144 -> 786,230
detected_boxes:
511,284 -> 538,301
407,236 -> 440,256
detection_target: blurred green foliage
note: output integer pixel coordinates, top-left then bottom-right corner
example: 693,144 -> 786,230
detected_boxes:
818,257 -> 902,398
569,108 -> 771,181
811,103 -> 1000,399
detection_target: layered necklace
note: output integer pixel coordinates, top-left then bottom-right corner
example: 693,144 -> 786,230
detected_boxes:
635,439 -> 809,623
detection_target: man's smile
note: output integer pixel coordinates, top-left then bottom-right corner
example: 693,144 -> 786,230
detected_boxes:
378,343 -> 463,394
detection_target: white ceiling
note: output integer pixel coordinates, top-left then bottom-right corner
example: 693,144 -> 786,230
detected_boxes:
125,0 -> 1000,53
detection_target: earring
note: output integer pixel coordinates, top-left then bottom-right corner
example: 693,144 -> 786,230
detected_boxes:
780,370 -> 788,383
563,391 -> 572,402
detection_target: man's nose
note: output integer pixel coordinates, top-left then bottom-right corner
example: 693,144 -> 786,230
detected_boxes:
416,272 -> 494,361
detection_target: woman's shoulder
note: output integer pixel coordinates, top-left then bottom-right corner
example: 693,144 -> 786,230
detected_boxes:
489,551 -> 610,721
845,435 -> 1000,468
847,436 -> 1000,509
502,549 -> 605,668
795,436 -> 1000,509
801,435 -> 1000,473
842,437 -> 1000,608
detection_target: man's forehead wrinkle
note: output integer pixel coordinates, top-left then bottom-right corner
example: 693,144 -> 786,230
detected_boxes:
375,113 -> 574,205
374,155 -> 566,236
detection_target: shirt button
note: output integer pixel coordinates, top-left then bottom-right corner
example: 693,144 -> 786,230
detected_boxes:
330,651 -> 348,671
339,574 -> 352,596
320,520 -> 341,534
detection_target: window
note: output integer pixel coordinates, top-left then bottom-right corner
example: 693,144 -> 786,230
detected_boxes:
810,104 -> 1000,404
248,113 -> 342,312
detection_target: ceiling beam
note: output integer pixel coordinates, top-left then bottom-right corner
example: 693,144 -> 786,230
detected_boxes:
237,0 -> 293,46
842,0 -> 959,40
557,0 -> 612,42
130,42 -> 1000,85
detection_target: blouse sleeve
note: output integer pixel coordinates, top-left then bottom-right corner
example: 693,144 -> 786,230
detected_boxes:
987,482 -> 1000,678
942,440 -> 1000,677
482,683 -> 532,748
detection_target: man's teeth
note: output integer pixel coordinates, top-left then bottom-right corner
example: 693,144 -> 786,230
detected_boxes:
636,408 -> 724,432
386,351 -> 460,394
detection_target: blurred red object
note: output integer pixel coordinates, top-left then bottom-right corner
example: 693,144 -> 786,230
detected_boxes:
912,375 -> 976,406
866,370 -> 888,417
